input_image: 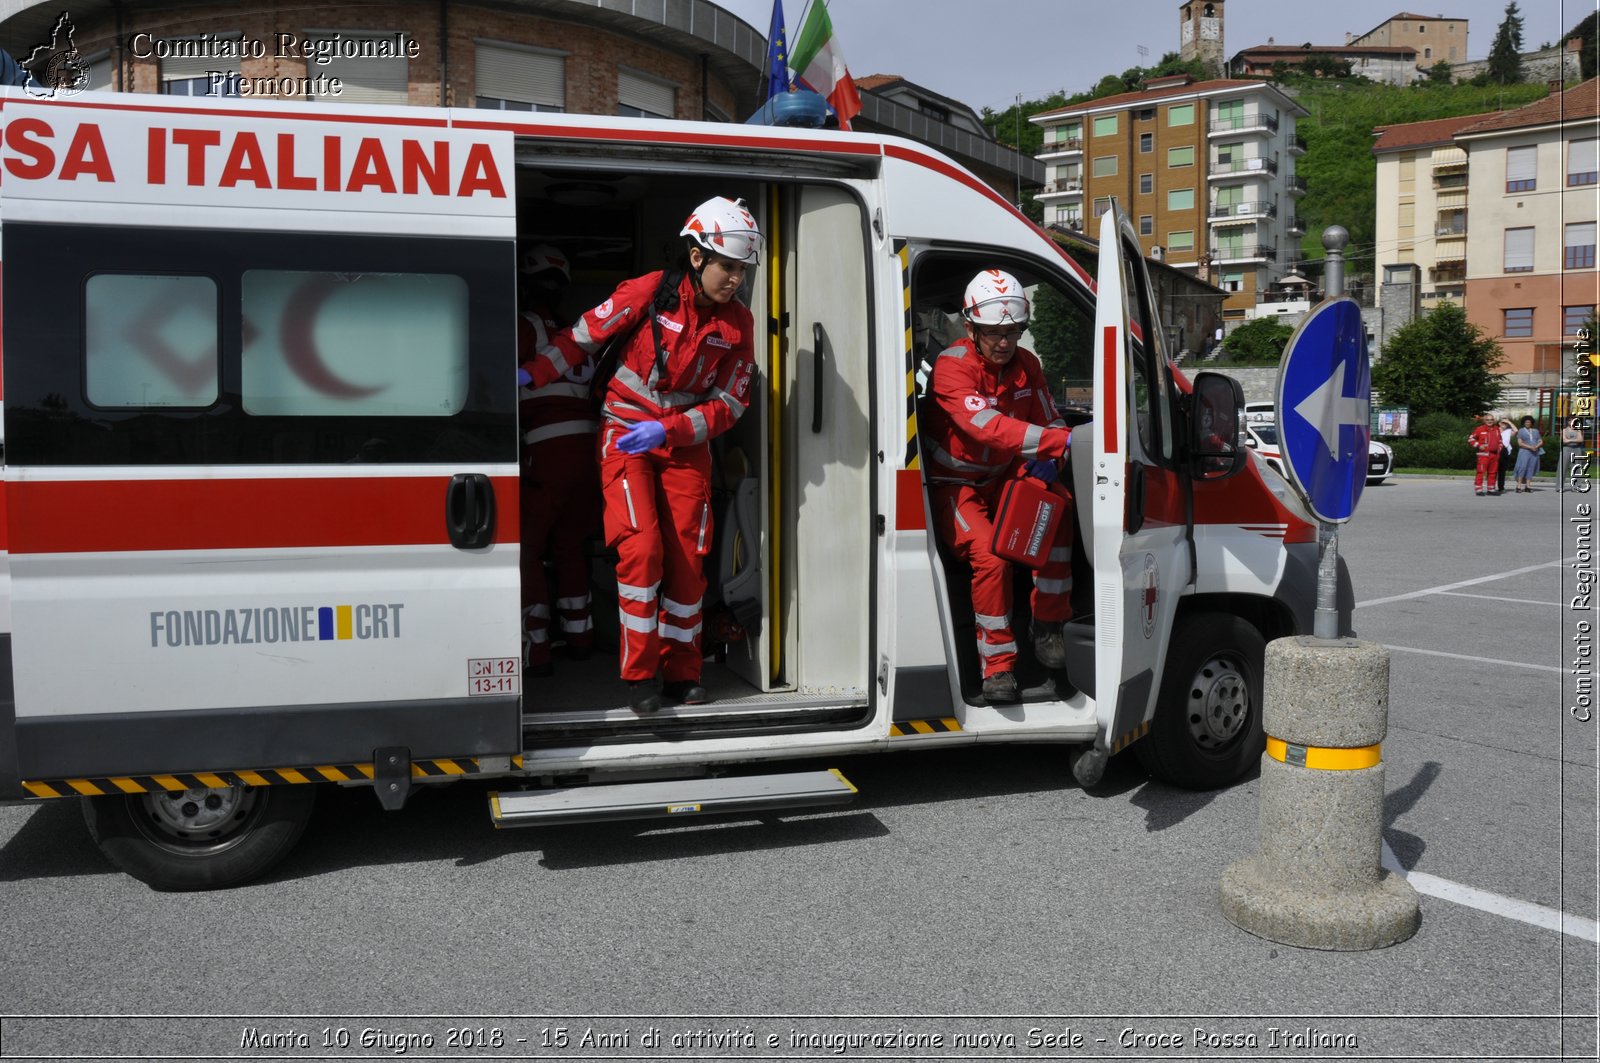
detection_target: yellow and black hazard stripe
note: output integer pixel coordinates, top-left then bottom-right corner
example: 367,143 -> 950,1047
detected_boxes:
895,239 -> 920,470
1106,719 -> 1151,756
21,755 -> 519,799
889,717 -> 961,737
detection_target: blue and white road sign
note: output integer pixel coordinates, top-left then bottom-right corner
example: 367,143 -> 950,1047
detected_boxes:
1274,297 -> 1371,524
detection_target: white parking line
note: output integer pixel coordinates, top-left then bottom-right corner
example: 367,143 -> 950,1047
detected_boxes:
1438,591 -> 1563,607
1382,841 -> 1600,942
1356,559 -> 1566,609
1382,644 -> 1564,673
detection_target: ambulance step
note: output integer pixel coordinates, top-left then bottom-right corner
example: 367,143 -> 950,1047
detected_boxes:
489,768 -> 857,827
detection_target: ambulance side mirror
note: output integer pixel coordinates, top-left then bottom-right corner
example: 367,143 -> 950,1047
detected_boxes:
1189,372 -> 1247,481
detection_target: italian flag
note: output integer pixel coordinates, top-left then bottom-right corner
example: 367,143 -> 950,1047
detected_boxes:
788,0 -> 861,130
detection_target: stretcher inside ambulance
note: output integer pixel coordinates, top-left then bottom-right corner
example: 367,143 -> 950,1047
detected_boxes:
0,91 -> 1348,890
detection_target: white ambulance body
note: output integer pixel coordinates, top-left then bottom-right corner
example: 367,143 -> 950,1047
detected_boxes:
0,90 -> 1346,889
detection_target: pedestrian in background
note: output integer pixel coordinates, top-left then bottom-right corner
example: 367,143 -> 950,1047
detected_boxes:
1512,415 -> 1544,493
1467,412 -> 1501,497
1561,417 -> 1586,490
1495,418 -> 1514,495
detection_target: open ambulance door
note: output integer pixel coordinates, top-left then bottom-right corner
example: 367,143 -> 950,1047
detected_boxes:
1088,206 -> 1191,762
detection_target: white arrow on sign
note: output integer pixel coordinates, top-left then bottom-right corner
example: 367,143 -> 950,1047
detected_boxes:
1293,360 -> 1369,459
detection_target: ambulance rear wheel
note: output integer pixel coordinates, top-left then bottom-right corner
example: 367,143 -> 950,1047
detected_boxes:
1135,613 -> 1265,790
82,783 -> 316,891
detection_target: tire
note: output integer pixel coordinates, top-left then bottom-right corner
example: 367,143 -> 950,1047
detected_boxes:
82,783 -> 317,891
1134,612 -> 1266,790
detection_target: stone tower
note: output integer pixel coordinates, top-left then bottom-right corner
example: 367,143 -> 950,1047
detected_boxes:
1178,1 -> 1225,78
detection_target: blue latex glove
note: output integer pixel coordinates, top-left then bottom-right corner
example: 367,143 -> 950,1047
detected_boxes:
516,367 -> 532,387
1025,458 -> 1058,485
617,420 -> 667,454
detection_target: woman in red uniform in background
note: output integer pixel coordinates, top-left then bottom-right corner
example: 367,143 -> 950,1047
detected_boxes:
521,197 -> 759,713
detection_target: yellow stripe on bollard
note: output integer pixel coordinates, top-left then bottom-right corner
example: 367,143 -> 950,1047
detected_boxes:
1266,736 -> 1381,771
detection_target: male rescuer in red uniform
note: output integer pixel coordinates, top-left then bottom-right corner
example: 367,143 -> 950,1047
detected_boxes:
925,269 -> 1074,704
1467,411 -> 1502,496
522,197 -> 759,714
514,244 -> 598,676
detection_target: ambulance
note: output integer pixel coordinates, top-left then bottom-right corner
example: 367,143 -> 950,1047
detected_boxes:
0,89 -> 1349,889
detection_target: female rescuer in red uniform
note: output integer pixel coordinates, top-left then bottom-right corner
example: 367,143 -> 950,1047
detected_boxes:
925,269 -> 1074,705
514,244 -> 598,676
520,197 -> 759,714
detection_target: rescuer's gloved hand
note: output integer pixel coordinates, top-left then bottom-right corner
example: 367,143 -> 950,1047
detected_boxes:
1025,458 -> 1058,485
617,421 -> 668,454
517,367 -> 533,387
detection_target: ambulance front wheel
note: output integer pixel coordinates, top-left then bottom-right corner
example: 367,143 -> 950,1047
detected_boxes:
82,783 -> 317,891
1135,612 -> 1266,790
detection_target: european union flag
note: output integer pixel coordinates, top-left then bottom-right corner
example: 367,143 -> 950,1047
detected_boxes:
764,0 -> 790,101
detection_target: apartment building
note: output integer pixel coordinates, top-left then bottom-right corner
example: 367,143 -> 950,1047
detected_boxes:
1031,74 -> 1307,319
1457,78 -> 1599,390
1349,12 -> 1469,68
1372,113 -> 1492,307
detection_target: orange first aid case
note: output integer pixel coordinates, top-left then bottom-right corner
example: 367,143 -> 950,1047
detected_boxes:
990,476 -> 1071,569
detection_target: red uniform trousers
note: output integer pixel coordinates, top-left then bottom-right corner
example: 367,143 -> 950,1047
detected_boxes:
932,478 -> 1073,678
599,427 -> 714,684
521,433 -> 600,667
1474,452 -> 1500,492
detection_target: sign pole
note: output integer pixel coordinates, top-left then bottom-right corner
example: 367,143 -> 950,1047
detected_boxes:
1314,225 -> 1348,641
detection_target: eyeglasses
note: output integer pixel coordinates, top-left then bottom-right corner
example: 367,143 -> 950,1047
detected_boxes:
976,327 -> 1025,343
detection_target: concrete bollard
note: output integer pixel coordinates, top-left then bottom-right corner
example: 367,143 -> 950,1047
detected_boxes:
1219,636 -> 1420,950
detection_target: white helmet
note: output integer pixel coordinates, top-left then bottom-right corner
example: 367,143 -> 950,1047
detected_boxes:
520,243 -> 570,282
681,196 -> 763,265
962,269 -> 1030,326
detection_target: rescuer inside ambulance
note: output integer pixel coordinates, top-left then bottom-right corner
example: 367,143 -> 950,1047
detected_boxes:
521,197 -> 758,714
514,244 -> 599,676
925,270 -> 1074,704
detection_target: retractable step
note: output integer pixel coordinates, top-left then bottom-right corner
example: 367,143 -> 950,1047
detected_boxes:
489,769 -> 857,828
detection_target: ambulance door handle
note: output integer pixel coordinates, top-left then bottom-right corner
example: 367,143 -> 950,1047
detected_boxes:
811,323 -> 825,435
445,473 -> 496,550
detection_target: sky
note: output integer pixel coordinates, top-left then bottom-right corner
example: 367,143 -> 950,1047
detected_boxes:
716,0 -> 1589,113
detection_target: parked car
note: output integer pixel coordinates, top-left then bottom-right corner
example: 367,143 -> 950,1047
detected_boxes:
1245,422 -> 1393,486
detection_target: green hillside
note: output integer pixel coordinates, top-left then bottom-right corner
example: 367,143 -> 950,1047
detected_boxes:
1289,78 -> 1550,277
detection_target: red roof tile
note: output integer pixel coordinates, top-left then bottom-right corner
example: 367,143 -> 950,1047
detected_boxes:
1371,113 -> 1495,154
1455,77 -> 1599,136
854,74 -> 901,92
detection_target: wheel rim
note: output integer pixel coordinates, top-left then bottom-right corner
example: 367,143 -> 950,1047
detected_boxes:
1185,652 -> 1252,752
131,785 -> 267,856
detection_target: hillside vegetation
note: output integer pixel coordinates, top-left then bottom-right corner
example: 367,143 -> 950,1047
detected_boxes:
1289,78 -> 1550,275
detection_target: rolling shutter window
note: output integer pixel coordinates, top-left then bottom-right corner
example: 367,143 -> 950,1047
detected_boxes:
1505,146 -> 1536,190
160,38 -> 242,82
476,42 -> 565,110
618,68 -> 675,119
1569,138 -> 1599,184
309,33 -> 409,104
1503,227 -> 1535,273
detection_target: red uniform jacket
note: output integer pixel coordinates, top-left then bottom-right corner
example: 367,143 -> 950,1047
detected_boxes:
1469,424 -> 1502,457
924,338 -> 1070,485
525,272 -> 755,449
517,310 -> 597,447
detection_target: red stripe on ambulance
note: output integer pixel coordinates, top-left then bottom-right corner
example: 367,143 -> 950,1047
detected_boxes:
8,476 -> 519,554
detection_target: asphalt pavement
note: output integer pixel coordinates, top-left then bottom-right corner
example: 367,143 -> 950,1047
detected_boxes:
0,473 -> 1593,1062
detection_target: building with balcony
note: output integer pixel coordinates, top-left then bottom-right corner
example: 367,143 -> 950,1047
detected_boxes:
1372,113 -> 1493,307
1457,78 -> 1599,390
1030,73 -> 1305,319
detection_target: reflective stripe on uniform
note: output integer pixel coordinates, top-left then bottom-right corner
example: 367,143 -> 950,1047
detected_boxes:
686,408 -> 709,445
712,386 -> 746,419
1049,547 -> 1072,563
977,639 -> 1018,657
528,382 -> 590,400
660,620 -> 702,643
618,610 -> 658,634
616,580 -> 659,603
1035,577 -> 1072,595
927,442 -> 1010,478
661,596 -> 701,618
524,420 -> 600,445
557,595 -> 591,611
1021,423 -> 1044,458
560,616 -> 594,634
974,612 -> 1009,631
970,408 -> 999,429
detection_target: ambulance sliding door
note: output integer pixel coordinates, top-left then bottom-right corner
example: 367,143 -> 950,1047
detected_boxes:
783,184 -> 873,697
0,106 -> 522,785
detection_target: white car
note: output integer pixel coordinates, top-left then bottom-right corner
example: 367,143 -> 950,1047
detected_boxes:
1245,422 -> 1392,486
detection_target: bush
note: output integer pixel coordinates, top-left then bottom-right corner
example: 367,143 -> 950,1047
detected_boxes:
1410,411 -> 1476,441
1390,436 -> 1475,470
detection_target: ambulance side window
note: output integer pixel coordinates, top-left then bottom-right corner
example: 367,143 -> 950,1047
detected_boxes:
85,274 -> 220,409
240,270 -> 469,418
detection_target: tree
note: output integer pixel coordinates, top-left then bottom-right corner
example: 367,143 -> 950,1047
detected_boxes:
1487,2 -> 1525,85
1371,301 -> 1505,417
1568,12 -> 1597,81
1220,317 -> 1294,364
1030,284 -> 1093,389
1423,61 -> 1454,86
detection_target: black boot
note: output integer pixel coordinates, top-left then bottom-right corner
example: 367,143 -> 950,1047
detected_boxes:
627,680 -> 662,714
662,680 -> 710,705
